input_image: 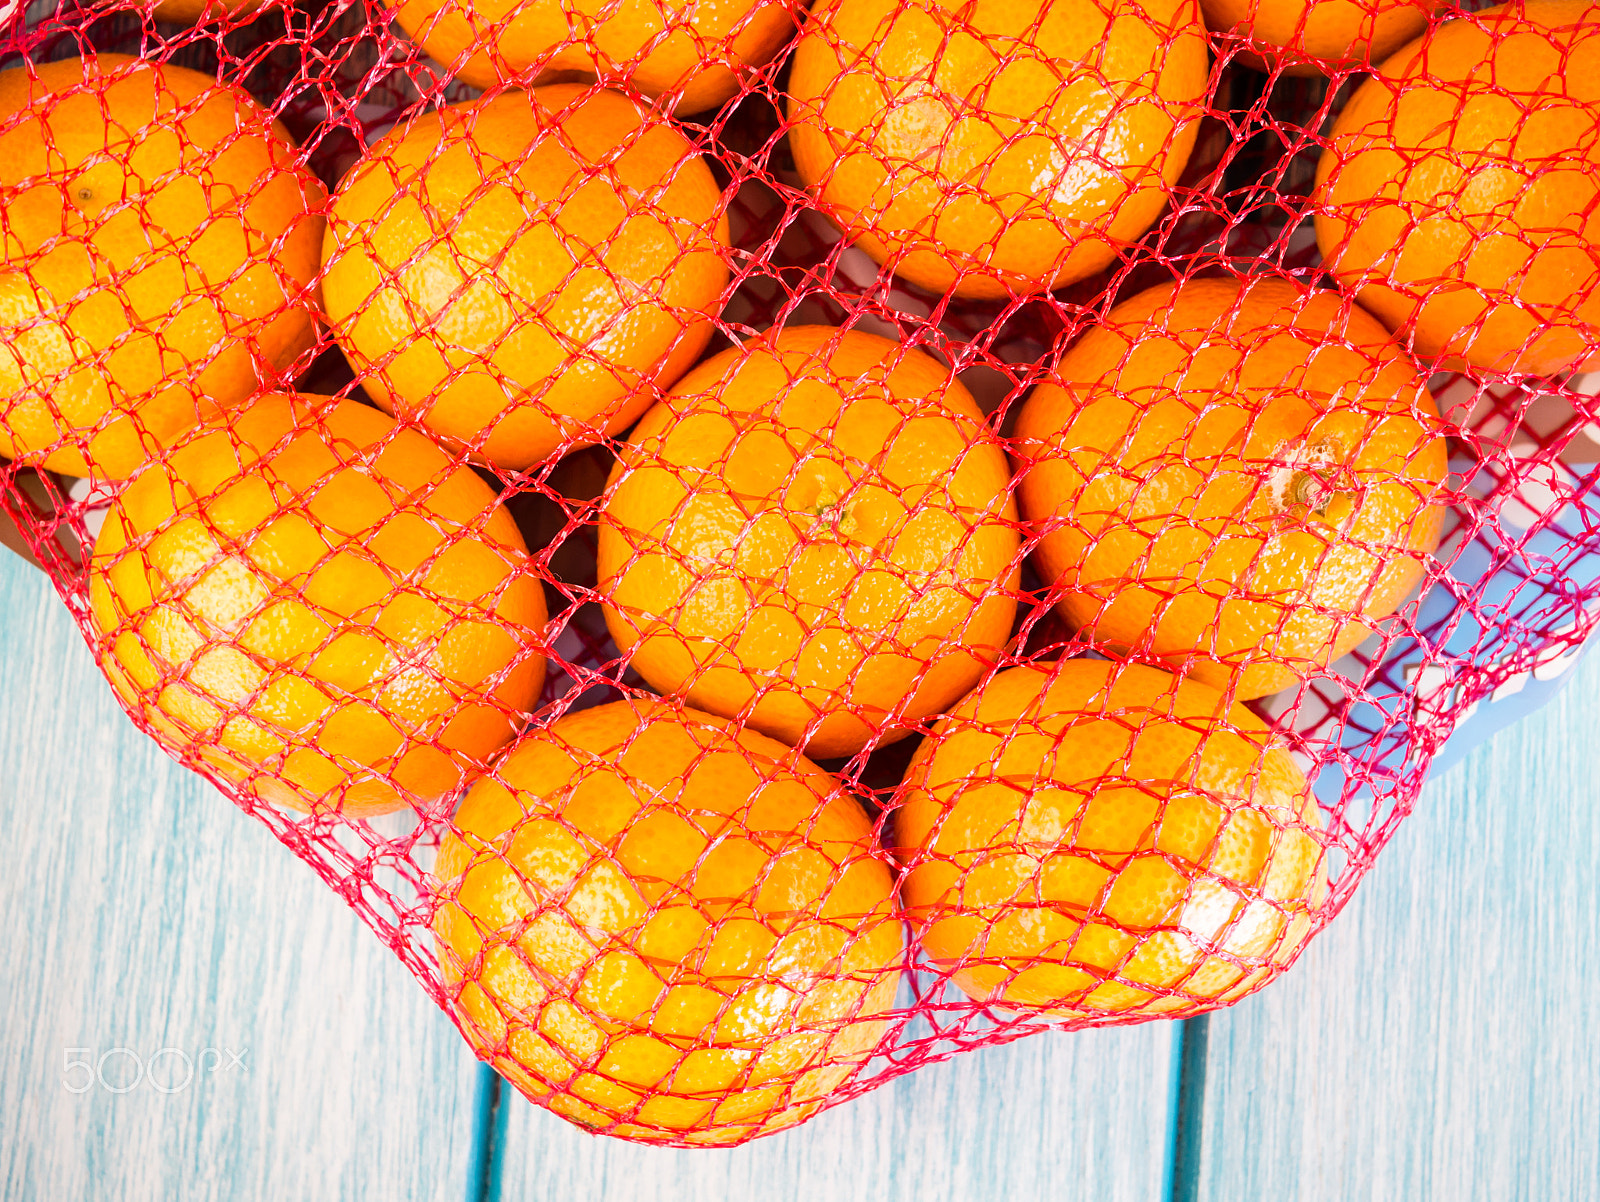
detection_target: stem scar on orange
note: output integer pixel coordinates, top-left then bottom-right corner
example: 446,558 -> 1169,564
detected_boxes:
1313,0 -> 1600,376
894,658 -> 1327,1019
390,0 -> 804,115
87,393 -> 547,816
597,325 -> 1021,759
321,84 -> 730,473
785,0 -> 1212,299
1014,275 -> 1448,700
431,698 -> 903,1145
0,54 -> 325,479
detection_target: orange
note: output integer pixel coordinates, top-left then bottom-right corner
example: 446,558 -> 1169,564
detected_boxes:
894,659 -> 1326,1019
0,55 -> 324,479
597,325 -> 1020,759
322,85 -> 729,473
431,698 -> 902,1145
87,393 -> 547,816
152,0 -> 266,23
785,0 -> 1211,298
1314,1 -> 1600,376
1015,275 -> 1447,700
392,0 -> 800,114
1200,0 -> 1436,75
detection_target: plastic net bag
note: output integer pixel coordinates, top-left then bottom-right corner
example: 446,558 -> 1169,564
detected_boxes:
2,0 -> 1597,1147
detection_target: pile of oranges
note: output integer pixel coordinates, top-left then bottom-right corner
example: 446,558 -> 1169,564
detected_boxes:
1,0 -> 1595,1147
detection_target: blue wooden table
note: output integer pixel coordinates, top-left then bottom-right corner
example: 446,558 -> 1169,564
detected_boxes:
2,545 -> 1596,1201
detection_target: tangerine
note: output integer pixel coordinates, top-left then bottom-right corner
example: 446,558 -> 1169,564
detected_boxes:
152,0 -> 266,23
432,698 -> 903,1144
598,325 -> 1020,758
1314,0 -> 1600,376
392,0 -> 800,114
1201,0 -> 1436,75
87,394 -> 546,815
895,659 -> 1326,1018
322,85 -> 729,473
1014,275 -> 1447,699
785,0 -> 1211,298
0,55 -> 324,479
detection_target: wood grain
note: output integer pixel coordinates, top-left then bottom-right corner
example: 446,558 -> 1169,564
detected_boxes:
1187,650 -> 1600,1201
9,527 -> 1600,1201
0,555 -> 481,1201
490,1012 -> 1181,1200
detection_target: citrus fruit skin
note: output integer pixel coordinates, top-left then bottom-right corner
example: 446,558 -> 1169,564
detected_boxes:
432,698 -> 903,1145
894,659 -> 1326,1019
87,394 -> 547,816
0,55 -> 324,479
392,0 -> 800,115
1015,275 -> 1446,700
322,85 -> 729,473
785,0 -> 1211,298
1200,0 -> 1435,76
597,325 -> 1021,759
1313,1 -> 1600,376
152,0 -> 265,23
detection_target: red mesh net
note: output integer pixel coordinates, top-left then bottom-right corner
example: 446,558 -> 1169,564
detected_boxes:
3,0 -> 1598,1147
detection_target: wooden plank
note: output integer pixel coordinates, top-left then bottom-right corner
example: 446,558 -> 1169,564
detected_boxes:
1187,651 -> 1600,1201
0,554 -> 482,1201
490,958 -> 1181,1200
